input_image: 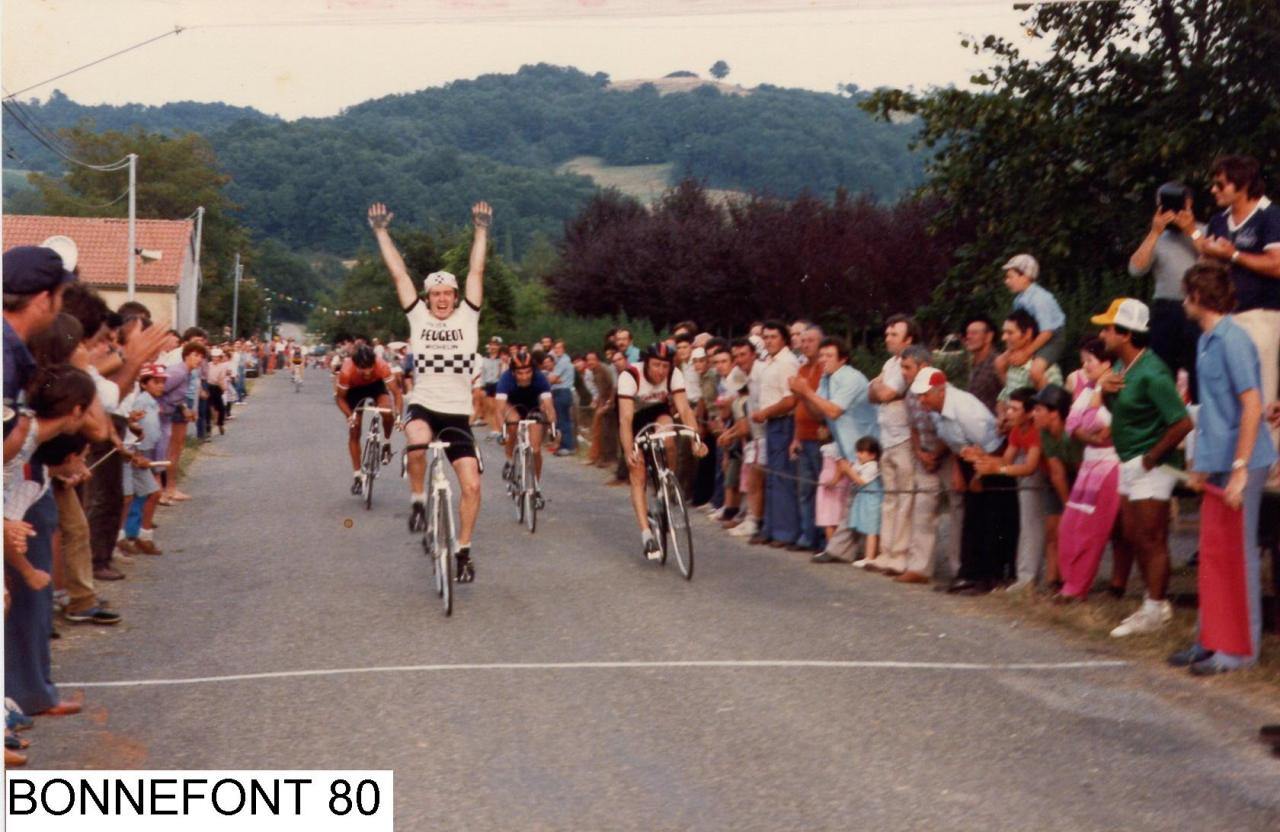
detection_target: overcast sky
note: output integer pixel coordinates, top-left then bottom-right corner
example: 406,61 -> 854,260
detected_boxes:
3,0 -> 1048,120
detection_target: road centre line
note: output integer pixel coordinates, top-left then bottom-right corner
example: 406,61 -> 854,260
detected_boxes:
65,659 -> 1128,688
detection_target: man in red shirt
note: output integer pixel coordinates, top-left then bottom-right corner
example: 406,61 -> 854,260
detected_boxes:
788,325 -> 827,552
335,344 -> 404,494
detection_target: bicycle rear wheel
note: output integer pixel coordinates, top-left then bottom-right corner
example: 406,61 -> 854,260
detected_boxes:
437,490 -> 454,617
662,471 -> 694,580
523,451 -> 537,534
362,436 -> 379,510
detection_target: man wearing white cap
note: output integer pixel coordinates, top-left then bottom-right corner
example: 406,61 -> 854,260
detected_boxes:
1093,297 -> 1192,637
368,200 -> 492,584
911,367 -> 1014,593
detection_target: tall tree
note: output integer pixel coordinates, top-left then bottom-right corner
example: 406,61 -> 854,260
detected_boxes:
862,0 -> 1280,340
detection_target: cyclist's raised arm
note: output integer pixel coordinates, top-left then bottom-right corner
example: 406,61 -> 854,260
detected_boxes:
465,201 -> 492,309
367,203 -> 418,311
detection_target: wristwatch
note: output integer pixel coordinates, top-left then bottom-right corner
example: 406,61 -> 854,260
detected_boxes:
1231,458 -> 1247,471
1230,251 -> 1241,263
1190,228 -> 1204,241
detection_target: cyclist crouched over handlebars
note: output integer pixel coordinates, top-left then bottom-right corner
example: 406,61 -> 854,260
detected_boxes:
617,343 -> 707,559
335,344 -> 403,494
496,349 -> 558,504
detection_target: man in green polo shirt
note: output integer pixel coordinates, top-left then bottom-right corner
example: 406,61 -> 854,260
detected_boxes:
1094,298 -> 1193,638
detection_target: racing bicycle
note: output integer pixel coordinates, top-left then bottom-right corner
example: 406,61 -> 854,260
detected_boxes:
402,428 -> 483,617
501,410 -> 556,534
352,400 -> 394,510
633,422 -> 702,580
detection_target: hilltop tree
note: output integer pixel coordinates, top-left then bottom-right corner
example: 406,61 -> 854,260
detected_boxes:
709,60 -> 730,80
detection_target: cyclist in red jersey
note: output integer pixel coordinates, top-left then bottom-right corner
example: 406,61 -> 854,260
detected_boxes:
335,344 -> 404,494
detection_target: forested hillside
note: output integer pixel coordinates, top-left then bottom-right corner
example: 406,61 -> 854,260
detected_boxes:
4,64 -> 924,258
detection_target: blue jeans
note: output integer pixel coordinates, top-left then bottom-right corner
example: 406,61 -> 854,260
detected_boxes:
236,366 -> 247,399
552,389 -> 575,451
764,417 -> 799,544
793,439 -> 823,549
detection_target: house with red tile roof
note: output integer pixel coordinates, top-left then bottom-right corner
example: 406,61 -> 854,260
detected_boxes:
3,214 -> 200,332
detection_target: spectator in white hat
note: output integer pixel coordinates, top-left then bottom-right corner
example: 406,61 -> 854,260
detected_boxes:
1092,297 -> 1192,637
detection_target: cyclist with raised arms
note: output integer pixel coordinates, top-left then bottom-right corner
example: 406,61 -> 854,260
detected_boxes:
335,343 -> 403,494
368,199 -> 491,583
617,342 -> 707,559
495,349 -> 557,500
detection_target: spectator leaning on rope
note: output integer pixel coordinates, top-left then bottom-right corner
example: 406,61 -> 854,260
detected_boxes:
898,344 -> 957,584
1170,262 -> 1276,675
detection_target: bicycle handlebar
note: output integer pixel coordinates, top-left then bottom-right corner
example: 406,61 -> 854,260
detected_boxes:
632,422 -> 704,451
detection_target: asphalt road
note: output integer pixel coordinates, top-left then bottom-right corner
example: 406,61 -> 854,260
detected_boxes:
36,371 -> 1280,830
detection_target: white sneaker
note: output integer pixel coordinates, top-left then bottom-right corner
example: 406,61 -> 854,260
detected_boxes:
1110,599 -> 1173,638
851,559 -> 870,569
728,517 -> 759,537
708,507 -> 725,521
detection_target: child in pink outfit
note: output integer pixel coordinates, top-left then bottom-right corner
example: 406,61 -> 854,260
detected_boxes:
815,442 -> 850,546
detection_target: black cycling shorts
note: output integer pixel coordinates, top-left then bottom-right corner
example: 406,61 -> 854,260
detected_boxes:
405,405 -> 477,464
483,383 -> 498,397
344,381 -> 389,413
630,403 -> 672,435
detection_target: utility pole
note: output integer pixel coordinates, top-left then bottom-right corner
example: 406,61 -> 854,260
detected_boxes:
126,153 -> 138,300
230,252 -> 242,338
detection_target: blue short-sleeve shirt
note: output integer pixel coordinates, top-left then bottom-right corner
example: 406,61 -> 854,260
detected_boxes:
1012,282 -> 1066,333
1192,315 -> 1278,472
818,364 -> 878,459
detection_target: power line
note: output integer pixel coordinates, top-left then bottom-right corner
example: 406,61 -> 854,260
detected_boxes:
0,99 -> 132,172
3,26 -> 185,100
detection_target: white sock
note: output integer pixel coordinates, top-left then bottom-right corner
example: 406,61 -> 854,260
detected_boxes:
642,528 -> 655,544
117,529 -> 126,541
412,493 -> 426,505
139,528 -> 154,541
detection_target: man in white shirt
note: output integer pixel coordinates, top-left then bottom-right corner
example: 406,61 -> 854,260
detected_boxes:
866,314 -> 918,574
750,321 -> 801,548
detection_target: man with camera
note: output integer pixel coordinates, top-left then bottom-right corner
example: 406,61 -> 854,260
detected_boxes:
1129,181 -> 1203,398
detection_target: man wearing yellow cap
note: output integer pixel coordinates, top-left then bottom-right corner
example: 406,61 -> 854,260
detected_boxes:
1092,298 -> 1192,638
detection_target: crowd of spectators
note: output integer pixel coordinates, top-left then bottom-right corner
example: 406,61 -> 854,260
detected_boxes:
561,155 -> 1278,680
2,241 -> 272,767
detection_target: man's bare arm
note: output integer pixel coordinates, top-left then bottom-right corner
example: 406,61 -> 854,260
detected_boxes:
368,203 -> 418,311
465,201 -> 492,309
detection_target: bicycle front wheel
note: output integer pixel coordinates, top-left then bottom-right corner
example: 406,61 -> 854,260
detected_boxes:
437,491 -> 454,617
513,449 -> 526,524
362,438 -> 379,510
661,471 -> 694,580
523,450 -> 537,534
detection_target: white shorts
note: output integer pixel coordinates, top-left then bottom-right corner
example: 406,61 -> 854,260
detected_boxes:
743,437 -> 767,467
1117,456 -> 1178,501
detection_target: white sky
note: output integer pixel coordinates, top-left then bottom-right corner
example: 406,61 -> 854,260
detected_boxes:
2,0 -> 1049,120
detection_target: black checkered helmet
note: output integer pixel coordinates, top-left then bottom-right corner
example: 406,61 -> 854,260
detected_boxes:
424,271 -> 458,292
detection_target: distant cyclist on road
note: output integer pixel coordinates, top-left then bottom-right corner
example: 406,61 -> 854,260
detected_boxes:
368,199 -> 491,584
617,343 -> 707,559
495,349 -> 557,500
335,344 -> 403,494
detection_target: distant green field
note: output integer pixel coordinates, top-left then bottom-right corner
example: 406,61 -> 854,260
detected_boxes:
556,156 -> 745,207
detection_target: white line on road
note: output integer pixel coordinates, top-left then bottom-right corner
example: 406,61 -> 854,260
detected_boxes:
64,658 -> 1128,688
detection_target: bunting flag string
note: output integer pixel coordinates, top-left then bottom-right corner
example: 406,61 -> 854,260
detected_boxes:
261,288 -> 385,317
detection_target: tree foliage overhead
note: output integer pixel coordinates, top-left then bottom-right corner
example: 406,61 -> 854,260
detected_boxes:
6,65 -> 925,259
862,0 -> 1280,333
547,181 -> 959,342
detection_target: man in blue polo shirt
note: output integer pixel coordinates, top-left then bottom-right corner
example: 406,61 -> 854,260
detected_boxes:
547,339 -> 576,456
1170,262 -> 1276,675
1182,155 -> 1280,455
